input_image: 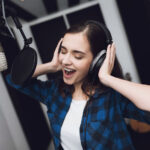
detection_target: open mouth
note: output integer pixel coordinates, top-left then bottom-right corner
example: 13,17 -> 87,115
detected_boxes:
64,68 -> 76,78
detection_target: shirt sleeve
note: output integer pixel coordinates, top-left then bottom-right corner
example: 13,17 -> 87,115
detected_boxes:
115,90 -> 150,124
6,74 -> 56,105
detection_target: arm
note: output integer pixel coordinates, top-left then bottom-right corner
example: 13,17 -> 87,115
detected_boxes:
104,76 -> 150,111
6,39 -> 62,105
114,89 -> 150,124
32,38 -> 62,77
32,62 -> 60,77
6,74 -> 55,105
99,43 -> 150,111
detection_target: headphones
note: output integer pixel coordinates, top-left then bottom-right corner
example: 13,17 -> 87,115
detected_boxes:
88,20 -> 113,83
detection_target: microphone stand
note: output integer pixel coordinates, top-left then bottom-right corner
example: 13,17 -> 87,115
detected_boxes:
1,1 -> 32,48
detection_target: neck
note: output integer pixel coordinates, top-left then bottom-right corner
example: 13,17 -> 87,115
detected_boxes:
72,82 -> 88,100
74,81 -> 82,91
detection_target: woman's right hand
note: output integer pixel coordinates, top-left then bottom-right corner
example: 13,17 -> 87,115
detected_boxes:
32,38 -> 63,77
50,38 -> 63,72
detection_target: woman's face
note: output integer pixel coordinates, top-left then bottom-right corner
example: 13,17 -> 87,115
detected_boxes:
59,32 -> 93,86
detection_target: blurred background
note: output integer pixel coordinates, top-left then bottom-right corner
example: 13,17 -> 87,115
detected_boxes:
0,0 -> 150,150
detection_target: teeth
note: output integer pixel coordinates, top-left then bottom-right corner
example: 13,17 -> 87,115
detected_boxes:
64,68 -> 74,72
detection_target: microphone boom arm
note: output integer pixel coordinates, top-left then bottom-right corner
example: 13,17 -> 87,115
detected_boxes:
11,15 -> 32,47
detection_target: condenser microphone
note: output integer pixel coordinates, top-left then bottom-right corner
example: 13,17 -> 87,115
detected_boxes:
0,43 -> 8,72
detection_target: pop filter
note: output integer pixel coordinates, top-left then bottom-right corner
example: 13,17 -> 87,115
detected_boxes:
11,46 -> 37,85
3,9 -> 38,85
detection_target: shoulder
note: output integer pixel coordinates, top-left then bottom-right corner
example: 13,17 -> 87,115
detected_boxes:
94,88 -> 123,103
6,73 -> 60,91
94,87 -> 114,97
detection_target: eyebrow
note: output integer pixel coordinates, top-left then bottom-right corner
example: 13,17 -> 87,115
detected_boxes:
61,45 -> 86,55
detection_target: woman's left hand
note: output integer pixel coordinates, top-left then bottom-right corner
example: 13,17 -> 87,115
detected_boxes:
98,43 -> 116,86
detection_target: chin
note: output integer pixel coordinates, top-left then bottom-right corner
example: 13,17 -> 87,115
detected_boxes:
63,77 -> 84,87
63,78 -> 74,85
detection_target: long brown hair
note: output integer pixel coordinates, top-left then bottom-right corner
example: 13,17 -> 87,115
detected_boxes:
58,20 -> 124,97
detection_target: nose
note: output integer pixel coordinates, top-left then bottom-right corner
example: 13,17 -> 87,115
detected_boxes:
62,53 -> 72,66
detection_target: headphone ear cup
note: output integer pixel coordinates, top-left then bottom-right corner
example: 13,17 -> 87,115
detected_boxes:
89,50 -> 106,72
89,50 -> 106,81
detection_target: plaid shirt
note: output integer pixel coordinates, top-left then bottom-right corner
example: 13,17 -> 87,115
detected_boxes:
6,75 -> 150,150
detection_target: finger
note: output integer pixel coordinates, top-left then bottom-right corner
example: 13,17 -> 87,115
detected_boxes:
112,43 -> 116,63
105,44 -> 111,62
54,38 -> 63,54
52,38 -> 63,62
110,43 -> 116,70
111,43 -> 115,61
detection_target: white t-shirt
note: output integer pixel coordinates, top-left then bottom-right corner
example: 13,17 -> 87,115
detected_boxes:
60,99 -> 87,150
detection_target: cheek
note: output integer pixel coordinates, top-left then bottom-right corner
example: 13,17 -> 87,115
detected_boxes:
76,60 -> 92,72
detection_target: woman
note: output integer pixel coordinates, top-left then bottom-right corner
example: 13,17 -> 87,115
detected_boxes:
7,20 -> 150,150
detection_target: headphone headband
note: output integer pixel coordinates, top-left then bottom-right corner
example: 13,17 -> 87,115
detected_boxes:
86,20 -> 113,45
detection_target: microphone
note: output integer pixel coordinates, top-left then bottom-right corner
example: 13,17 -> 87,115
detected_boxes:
0,42 -> 7,72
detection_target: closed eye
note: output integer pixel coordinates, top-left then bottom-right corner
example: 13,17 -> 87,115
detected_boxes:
74,56 -> 83,59
60,48 -> 67,54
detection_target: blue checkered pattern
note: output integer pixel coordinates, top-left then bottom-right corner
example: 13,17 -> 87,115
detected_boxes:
6,74 -> 150,150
